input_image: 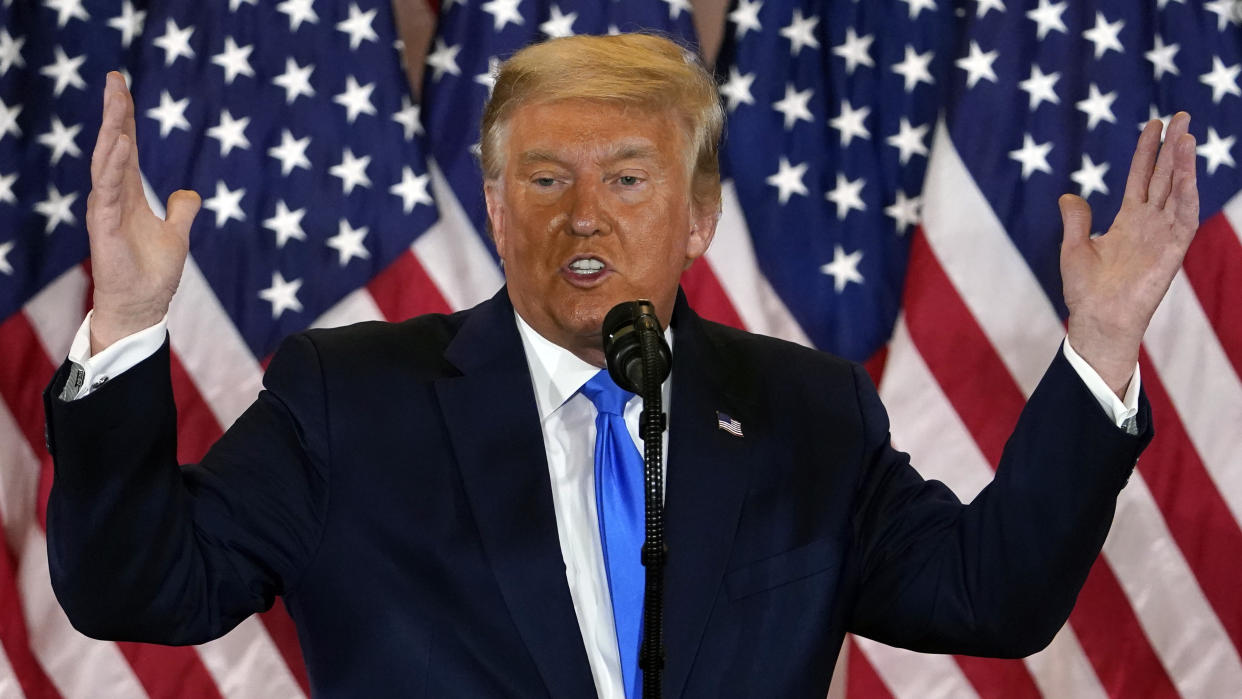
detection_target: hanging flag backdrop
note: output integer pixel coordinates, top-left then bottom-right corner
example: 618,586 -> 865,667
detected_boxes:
0,0 -> 1239,697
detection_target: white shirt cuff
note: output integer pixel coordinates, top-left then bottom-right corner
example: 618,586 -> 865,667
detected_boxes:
1062,336 -> 1141,433
62,310 -> 168,400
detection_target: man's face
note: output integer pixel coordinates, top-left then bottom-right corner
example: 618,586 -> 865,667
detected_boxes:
484,99 -> 717,366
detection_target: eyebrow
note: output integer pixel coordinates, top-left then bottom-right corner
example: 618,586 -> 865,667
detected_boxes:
516,142 -> 663,168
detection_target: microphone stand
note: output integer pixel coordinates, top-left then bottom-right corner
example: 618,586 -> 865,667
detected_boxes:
635,314 -> 667,699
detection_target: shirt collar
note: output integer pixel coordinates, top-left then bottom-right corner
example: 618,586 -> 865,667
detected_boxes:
514,310 -> 674,423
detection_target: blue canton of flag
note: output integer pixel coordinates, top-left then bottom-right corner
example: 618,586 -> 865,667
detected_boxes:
716,0 -> 955,361
422,0 -> 699,256
0,0 -> 439,359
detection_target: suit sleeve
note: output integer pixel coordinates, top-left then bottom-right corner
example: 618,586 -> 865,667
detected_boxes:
845,349 -> 1152,657
43,333 -> 329,645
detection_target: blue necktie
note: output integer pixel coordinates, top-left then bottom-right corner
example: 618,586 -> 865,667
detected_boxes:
580,369 -> 645,699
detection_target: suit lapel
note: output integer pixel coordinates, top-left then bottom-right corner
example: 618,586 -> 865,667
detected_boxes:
435,289 -> 597,699
663,295 -> 757,697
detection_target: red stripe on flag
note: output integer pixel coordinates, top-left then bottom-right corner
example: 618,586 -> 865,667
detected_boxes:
680,260 -> 746,330
260,598 -> 312,696
0,540 -> 62,699
0,312 -> 231,699
366,251 -> 452,321
1067,560 -> 1179,699
845,637 -> 894,699
169,352 -> 224,465
114,642 -> 224,699
1180,213 -> 1242,381
166,351 -> 312,692
1136,352 -> 1242,651
900,231 -> 1177,698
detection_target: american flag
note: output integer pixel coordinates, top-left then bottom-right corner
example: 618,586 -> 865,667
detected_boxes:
1,0 -> 1240,697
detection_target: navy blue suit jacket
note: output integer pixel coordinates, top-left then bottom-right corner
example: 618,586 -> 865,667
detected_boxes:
44,288 -> 1151,697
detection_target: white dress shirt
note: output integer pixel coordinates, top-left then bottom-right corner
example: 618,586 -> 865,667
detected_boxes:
63,308 -> 1139,697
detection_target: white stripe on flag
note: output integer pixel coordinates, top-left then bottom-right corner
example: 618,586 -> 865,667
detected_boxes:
922,122 -> 1064,395
882,318 -> 1103,697
707,181 -> 813,347
924,123 -> 1242,695
853,635 -> 979,699
195,616 -> 306,699
1105,476 -> 1242,696
0,640 -> 20,699
415,161 -> 505,313
880,317 -> 991,503
1226,190 -> 1242,246
311,286 -> 386,330
1144,271 -> 1242,524
23,264 -> 90,363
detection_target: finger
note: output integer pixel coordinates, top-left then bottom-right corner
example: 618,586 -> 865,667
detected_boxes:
1169,132 -> 1199,237
1058,193 -> 1093,253
165,189 -> 201,242
90,73 -> 126,183
86,132 -> 132,237
1123,119 -> 1163,204
1147,112 -> 1190,207
111,71 -> 138,145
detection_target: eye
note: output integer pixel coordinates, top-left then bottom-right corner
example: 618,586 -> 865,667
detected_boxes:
617,175 -> 641,186
533,177 -> 557,187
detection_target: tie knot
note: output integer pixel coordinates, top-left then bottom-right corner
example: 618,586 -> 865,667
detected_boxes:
580,369 -> 633,416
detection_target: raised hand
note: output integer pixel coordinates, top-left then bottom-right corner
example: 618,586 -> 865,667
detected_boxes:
85,71 -> 201,354
1059,112 -> 1199,398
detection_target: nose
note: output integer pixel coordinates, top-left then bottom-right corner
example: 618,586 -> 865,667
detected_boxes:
568,180 -> 610,237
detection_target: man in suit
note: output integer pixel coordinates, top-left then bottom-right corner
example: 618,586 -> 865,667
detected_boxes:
45,34 -> 1199,697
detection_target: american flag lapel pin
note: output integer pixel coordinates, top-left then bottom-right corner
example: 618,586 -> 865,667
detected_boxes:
716,411 -> 743,438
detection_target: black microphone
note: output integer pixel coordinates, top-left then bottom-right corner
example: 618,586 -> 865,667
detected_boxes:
602,300 -> 671,395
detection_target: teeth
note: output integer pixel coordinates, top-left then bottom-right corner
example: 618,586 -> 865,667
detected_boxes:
568,258 -> 604,274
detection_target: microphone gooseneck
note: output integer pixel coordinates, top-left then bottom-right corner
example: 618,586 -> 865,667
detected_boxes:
602,300 -> 670,699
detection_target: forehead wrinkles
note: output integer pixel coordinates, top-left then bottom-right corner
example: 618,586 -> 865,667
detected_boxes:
516,141 -> 664,170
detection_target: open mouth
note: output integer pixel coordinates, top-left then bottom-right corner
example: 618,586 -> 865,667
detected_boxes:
562,255 -> 610,285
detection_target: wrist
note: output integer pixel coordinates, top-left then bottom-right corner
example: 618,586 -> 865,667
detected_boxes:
1066,314 -> 1141,398
90,303 -> 167,354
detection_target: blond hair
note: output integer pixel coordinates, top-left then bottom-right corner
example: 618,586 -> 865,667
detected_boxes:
480,33 -> 724,214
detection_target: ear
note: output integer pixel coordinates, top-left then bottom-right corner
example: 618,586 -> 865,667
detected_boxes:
483,179 -> 507,258
683,205 -> 719,267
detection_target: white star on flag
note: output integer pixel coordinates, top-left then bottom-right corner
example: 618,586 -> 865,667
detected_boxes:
766,156 -> 808,204
334,76 -> 377,123
206,110 -> 251,156
146,90 -> 191,138
541,6 -> 578,38
1071,154 -> 1111,199
1076,84 -> 1118,131
819,245 -> 864,292
956,40 -> 999,89
330,148 -> 373,194
1197,127 -> 1237,175
1019,64 -> 1061,110
892,45 -> 935,93
276,0 -> 318,31
211,37 -> 255,84
326,219 -> 371,266
263,200 -> 308,248
203,180 -> 247,227
37,116 -> 82,165
258,271 -> 303,319
719,67 -> 756,112
152,18 -> 195,67
106,1 -> 145,49
1082,12 -> 1125,60
33,184 -> 78,234
780,9 -> 820,57
728,0 -> 762,39
832,27 -> 874,74
267,129 -> 312,175
39,47 -> 86,97
829,100 -> 871,146
272,57 -> 316,104
389,167 -> 433,214
1009,133 -> 1054,179
825,173 -> 866,220
336,3 -> 379,50
772,83 -> 813,130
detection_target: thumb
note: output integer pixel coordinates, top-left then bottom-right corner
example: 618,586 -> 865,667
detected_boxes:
1058,193 -> 1092,252
165,189 -> 201,240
